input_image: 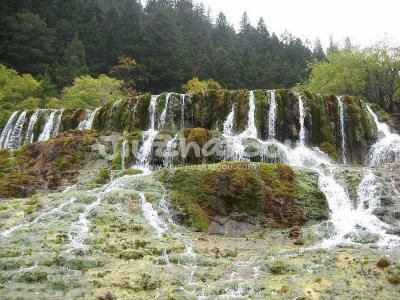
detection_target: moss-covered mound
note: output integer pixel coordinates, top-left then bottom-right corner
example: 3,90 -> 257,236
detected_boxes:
156,162 -> 328,234
0,131 -> 103,198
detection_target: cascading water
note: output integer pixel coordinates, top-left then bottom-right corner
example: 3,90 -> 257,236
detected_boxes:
180,94 -> 186,131
163,133 -> 179,168
78,107 -> 100,130
366,105 -> 400,165
268,90 -> 277,140
223,105 -> 235,137
136,95 -> 160,167
52,109 -> 64,136
353,170 -> 400,245
0,111 -> 18,149
68,195 -> 102,250
298,96 -> 306,146
38,110 -> 57,142
158,93 -> 171,130
6,111 -> 27,149
121,139 -> 129,170
245,91 -> 257,139
138,192 -> 167,236
24,110 -> 41,144
338,96 -> 348,164
223,91 -> 261,160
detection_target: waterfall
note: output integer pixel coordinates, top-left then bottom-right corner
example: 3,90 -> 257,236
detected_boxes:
6,111 -> 27,149
121,139 -> 128,170
136,95 -> 160,167
24,110 -> 41,144
163,134 -> 179,168
223,105 -> 235,136
52,109 -> 64,137
298,96 -> 306,146
158,93 -> 171,130
38,110 -> 57,142
366,105 -> 400,165
149,95 -> 158,130
286,145 -> 399,246
180,94 -> 186,131
0,111 -> 18,149
338,96 -> 348,164
223,91 -> 283,161
138,192 -> 167,236
244,91 -> 257,138
78,107 -> 100,130
354,170 -> 399,245
222,103 -> 245,161
268,90 -> 277,140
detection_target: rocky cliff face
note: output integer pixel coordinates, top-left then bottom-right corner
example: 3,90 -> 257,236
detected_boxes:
0,89 -> 379,164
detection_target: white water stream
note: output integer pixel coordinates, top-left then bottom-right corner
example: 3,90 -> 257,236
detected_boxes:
366,105 -> 400,165
338,96 -> 348,164
78,107 -> 100,130
268,90 -> 277,140
0,111 -> 18,148
24,110 -> 41,144
7,111 -> 27,148
298,96 -> 306,146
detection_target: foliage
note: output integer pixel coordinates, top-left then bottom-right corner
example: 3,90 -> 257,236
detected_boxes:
0,64 -> 42,126
0,11 -> 54,76
0,0 -> 316,93
61,75 -> 122,109
182,77 -> 222,94
109,56 -> 147,96
303,43 -> 400,113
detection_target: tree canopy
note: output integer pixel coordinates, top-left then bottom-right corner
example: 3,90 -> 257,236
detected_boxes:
303,43 -> 400,112
0,0 -> 319,93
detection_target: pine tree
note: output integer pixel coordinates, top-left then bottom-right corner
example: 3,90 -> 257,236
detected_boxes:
58,32 -> 88,86
313,38 -> 326,61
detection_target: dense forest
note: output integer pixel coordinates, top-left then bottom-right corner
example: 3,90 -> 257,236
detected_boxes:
1,0 -> 399,118
0,0 -> 322,94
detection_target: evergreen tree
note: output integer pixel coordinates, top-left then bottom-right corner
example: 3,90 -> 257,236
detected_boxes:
313,38 -> 326,61
0,11 -> 54,75
56,32 -> 88,87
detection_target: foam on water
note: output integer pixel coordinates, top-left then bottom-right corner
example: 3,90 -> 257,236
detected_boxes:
366,105 -> 400,165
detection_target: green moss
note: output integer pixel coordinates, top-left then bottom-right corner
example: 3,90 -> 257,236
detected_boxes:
112,152 -> 122,170
61,109 -> 87,131
118,169 -> 143,177
268,260 -> 290,275
95,169 -> 110,184
157,162 -> 327,232
17,270 -> 48,283
119,250 -> 144,260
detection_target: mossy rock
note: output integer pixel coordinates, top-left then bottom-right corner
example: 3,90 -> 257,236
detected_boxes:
156,162 -> 327,233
